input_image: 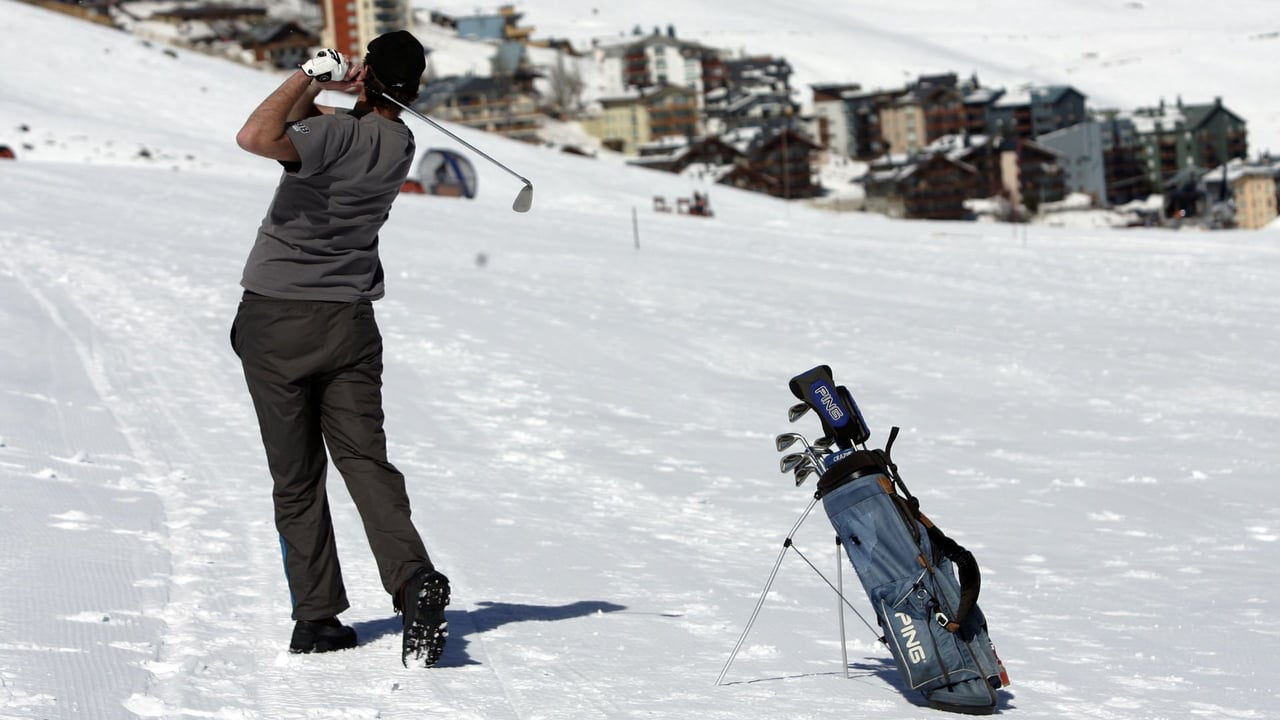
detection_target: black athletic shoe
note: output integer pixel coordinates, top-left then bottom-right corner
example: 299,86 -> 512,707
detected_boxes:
399,569 -> 450,667
289,617 -> 358,654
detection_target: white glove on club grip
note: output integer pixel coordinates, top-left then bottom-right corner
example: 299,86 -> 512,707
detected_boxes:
300,49 -> 349,83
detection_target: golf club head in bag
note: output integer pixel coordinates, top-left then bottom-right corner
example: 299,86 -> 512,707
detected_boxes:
779,453 -> 808,474
774,432 -> 805,453
787,402 -> 811,423
793,464 -> 816,486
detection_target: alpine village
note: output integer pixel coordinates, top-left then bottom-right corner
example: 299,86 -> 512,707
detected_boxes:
13,0 -> 1277,230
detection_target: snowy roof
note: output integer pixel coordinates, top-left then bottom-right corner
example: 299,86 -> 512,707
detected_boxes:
994,87 -> 1033,108
721,92 -> 793,116
1204,158 -> 1277,184
596,88 -> 645,105
964,87 -> 1003,104
925,133 -> 995,161
718,126 -> 764,153
991,84 -> 1080,109
678,162 -> 736,183
636,135 -> 691,156
626,154 -> 678,167
1123,109 -> 1186,134
867,165 -> 915,183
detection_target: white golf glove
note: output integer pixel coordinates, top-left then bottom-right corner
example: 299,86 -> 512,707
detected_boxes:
300,49 -> 350,83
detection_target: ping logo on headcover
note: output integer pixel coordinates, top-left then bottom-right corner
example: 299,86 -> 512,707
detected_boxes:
894,612 -> 928,664
810,380 -> 848,427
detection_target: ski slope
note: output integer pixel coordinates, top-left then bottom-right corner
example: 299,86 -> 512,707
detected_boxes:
2,2 -> 1279,718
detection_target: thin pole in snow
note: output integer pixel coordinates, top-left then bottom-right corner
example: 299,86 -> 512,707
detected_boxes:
632,206 -> 640,250
836,535 -> 849,679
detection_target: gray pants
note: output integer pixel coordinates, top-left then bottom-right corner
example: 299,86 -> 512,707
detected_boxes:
231,293 -> 432,620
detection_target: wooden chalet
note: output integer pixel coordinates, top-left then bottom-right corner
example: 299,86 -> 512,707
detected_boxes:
737,127 -> 822,199
718,163 -> 781,197
927,133 -> 1003,198
864,153 -> 979,220
241,21 -> 318,69
626,135 -> 745,175
672,136 -> 743,173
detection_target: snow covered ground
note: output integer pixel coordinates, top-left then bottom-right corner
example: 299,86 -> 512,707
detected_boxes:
2,2 -> 1279,718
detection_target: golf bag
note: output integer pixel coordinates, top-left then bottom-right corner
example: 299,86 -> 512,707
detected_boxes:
789,366 -> 1008,715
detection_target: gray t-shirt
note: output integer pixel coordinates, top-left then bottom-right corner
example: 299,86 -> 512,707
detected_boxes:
240,109 -> 415,301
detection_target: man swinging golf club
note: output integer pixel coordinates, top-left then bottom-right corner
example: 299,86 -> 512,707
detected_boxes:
231,30 -> 450,667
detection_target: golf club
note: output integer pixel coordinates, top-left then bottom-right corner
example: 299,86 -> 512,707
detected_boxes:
787,402 -> 811,423
775,432 -> 828,476
381,92 -> 534,213
775,432 -> 807,453
793,464 -> 816,487
779,453 -> 808,474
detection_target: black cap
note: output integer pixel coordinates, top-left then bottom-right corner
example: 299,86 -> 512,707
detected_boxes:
365,30 -> 426,89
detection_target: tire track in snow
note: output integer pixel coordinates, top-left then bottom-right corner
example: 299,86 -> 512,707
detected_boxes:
0,253 -> 169,719
6,236 -> 278,717
6,229 -> 534,719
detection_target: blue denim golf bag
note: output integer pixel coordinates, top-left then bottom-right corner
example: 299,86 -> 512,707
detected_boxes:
791,366 -> 1008,714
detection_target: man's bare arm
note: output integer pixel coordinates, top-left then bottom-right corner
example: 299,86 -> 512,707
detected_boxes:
236,70 -> 312,162
286,82 -> 326,122
236,63 -> 367,162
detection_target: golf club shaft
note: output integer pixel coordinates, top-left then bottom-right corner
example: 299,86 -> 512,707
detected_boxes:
381,93 -> 531,186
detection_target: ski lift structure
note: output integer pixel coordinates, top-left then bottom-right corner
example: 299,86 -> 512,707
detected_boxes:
418,148 -> 477,199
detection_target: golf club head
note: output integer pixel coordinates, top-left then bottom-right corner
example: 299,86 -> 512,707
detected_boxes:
775,433 -> 803,453
779,453 -> 807,474
793,465 -> 816,486
814,436 -> 834,449
512,182 -> 533,213
787,402 -> 811,423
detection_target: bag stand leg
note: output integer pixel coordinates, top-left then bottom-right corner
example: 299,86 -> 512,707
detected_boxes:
715,498 -> 818,686
836,535 -> 849,679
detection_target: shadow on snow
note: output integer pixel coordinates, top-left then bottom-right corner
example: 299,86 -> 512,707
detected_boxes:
728,657 -> 1015,713
351,599 -> 628,667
